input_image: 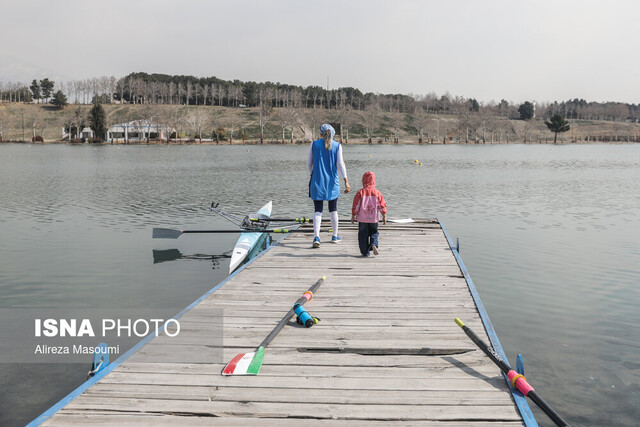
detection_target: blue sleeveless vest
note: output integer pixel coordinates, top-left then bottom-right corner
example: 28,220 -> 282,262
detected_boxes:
309,139 -> 340,201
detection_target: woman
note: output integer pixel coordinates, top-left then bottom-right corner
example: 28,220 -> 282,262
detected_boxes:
308,123 -> 350,248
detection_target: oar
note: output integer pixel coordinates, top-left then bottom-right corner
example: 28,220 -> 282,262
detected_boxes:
152,249 -> 230,264
251,217 -> 415,224
455,318 -> 569,427
152,227 -> 316,239
222,276 -> 325,375
250,216 -> 311,223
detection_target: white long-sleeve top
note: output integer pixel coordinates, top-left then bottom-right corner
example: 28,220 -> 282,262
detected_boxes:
307,142 -> 347,179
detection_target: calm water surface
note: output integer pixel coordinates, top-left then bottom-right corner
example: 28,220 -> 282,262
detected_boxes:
0,143 -> 638,426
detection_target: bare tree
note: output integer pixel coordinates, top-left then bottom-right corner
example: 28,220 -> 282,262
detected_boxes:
71,80 -> 81,104
69,106 -> 86,141
23,108 -> 44,140
218,85 -> 227,106
209,108 -> 224,143
363,103 -> 381,144
164,105 -> 186,143
186,81 -> 193,105
333,103 -> 353,143
177,83 -> 185,105
230,84 -> 242,107
494,118 -> 515,143
167,82 -> 176,105
108,76 -> 117,103
140,104 -> 161,143
390,112 -> 405,144
186,107 -> 207,143
199,84 -> 208,106
456,112 -> 480,143
303,108 -> 326,142
227,114 -> 240,144
209,83 -> 217,106
412,107 -> 430,143
272,109 -> 290,144
284,105 -> 301,143
257,90 -> 273,144
0,109 -> 9,141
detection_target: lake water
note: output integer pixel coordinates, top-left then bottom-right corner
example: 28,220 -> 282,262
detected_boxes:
0,143 -> 638,426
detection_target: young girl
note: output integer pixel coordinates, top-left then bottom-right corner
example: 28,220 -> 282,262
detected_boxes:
351,171 -> 387,256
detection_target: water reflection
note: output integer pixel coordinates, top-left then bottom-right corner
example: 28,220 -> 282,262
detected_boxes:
152,248 -> 230,268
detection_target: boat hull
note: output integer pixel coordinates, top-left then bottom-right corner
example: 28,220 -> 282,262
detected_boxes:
228,201 -> 272,274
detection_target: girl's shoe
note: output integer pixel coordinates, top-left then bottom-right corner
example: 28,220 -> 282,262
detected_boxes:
372,245 -> 379,255
331,235 -> 341,243
312,237 -> 321,248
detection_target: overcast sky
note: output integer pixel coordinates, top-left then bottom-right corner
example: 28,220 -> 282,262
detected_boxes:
0,0 -> 637,104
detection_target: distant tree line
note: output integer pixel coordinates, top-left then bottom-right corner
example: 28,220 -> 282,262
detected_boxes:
111,72 -> 418,114
0,73 -> 640,143
2,72 -> 640,133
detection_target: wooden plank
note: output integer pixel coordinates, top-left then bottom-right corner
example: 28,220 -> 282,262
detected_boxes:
83,383 -> 512,405
97,372 -> 510,391
46,413 -> 524,426
64,397 -> 521,421
116,362 -> 503,380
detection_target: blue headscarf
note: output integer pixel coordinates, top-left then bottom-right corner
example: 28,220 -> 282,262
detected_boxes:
320,123 -> 335,140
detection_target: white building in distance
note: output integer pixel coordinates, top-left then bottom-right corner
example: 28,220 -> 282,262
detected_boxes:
107,120 -> 174,143
64,120 -> 175,143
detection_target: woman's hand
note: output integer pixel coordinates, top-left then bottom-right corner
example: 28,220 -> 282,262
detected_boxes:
344,178 -> 351,193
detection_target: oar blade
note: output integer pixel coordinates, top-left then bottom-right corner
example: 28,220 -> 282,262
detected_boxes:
152,228 -> 184,239
152,249 -> 182,263
222,347 -> 265,376
388,218 -> 414,223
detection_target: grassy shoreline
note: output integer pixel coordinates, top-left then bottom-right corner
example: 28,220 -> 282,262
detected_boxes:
1,102 -> 639,144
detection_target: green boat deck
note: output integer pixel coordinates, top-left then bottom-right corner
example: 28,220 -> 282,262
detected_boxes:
42,220 -> 526,425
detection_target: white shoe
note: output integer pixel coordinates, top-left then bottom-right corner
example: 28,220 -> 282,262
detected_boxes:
372,246 -> 379,255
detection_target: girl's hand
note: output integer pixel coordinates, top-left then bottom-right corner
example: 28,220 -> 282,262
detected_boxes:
344,178 -> 351,193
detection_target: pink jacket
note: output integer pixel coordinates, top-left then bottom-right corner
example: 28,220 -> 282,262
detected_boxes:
351,172 -> 387,223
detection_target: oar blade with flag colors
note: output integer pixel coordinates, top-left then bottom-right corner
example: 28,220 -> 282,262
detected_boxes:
221,277 -> 325,376
222,347 -> 265,376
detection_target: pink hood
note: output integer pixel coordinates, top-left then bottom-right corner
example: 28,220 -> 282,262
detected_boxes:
362,171 -> 376,188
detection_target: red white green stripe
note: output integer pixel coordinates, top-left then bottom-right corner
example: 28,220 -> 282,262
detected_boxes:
222,347 -> 265,375
220,277 -> 325,376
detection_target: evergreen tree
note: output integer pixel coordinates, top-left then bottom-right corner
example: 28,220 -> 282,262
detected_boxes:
30,80 -> 41,103
518,101 -> 535,120
88,103 -> 107,141
40,78 -> 55,102
51,90 -> 68,108
545,114 -> 570,143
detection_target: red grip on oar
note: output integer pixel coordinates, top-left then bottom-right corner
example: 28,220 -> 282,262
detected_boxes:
508,370 -> 534,396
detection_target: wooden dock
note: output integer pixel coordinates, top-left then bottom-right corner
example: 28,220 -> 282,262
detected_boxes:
42,220 -> 527,425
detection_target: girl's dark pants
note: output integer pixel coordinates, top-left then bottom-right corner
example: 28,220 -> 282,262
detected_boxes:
313,199 -> 337,212
358,222 -> 379,256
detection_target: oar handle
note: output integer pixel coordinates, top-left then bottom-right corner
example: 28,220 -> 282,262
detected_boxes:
455,318 -> 511,372
455,318 -> 569,427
